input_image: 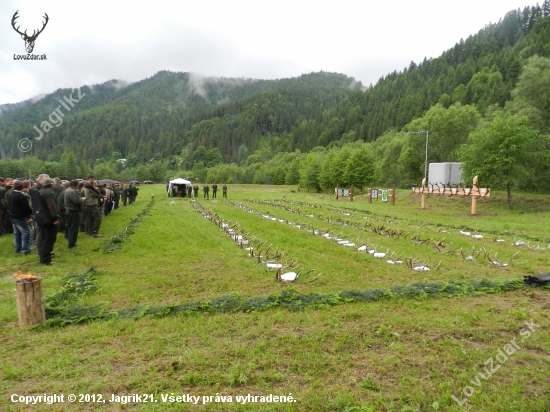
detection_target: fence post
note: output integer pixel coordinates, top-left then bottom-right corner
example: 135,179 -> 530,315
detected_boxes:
391,187 -> 395,206
368,187 -> 372,204
350,187 -> 353,202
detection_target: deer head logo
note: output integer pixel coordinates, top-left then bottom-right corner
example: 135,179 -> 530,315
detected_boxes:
11,11 -> 49,54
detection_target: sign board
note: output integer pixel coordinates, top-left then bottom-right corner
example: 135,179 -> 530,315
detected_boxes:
371,189 -> 378,199
381,190 -> 388,202
343,189 -> 349,197
337,188 -> 343,197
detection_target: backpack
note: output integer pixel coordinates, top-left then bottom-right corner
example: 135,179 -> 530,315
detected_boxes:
29,188 -> 53,228
524,273 -> 550,286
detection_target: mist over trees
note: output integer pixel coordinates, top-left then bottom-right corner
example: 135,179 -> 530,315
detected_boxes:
1,4 -> 549,197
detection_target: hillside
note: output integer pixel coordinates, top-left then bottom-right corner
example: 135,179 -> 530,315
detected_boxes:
0,71 -> 359,162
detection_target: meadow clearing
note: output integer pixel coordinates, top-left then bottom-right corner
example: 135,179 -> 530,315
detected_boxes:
0,185 -> 549,412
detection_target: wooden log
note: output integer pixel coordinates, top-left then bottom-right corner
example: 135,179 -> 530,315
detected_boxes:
15,277 -> 46,327
471,196 -> 478,215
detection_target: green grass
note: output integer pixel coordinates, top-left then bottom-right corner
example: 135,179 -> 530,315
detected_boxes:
0,185 -> 549,411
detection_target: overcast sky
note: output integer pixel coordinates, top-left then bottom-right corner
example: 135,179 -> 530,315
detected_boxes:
0,0 -> 536,105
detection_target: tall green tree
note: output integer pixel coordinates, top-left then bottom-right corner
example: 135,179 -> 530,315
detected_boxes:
65,151 -> 78,179
509,55 -> 550,133
345,148 -> 375,190
459,112 -> 542,208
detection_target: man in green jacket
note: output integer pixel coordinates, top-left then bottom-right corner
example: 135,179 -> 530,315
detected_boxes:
83,175 -> 102,237
64,180 -> 84,248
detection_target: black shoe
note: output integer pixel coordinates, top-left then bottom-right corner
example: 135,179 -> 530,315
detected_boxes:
92,234 -> 103,238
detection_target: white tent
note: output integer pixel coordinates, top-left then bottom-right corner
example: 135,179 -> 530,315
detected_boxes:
170,178 -> 191,185
168,178 -> 192,196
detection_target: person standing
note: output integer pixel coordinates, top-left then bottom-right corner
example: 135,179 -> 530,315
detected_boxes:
56,180 -> 69,233
37,179 -> 59,265
103,185 -> 112,216
78,182 -> 86,232
29,174 -> 50,258
64,180 -> 84,248
212,183 -> 218,198
121,185 -> 129,206
0,178 -> 14,235
187,185 -> 192,198
193,184 -> 199,198
203,184 -> 209,198
83,175 -> 102,237
8,180 -> 33,255
112,185 -> 121,209
128,184 -> 137,204
222,184 -> 228,198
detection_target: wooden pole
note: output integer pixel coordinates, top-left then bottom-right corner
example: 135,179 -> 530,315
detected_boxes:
471,176 -> 478,215
391,187 -> 395,206
335,186 -> 339,200
421,178 -> 426,210
350,187 -> 353,202
368,187 -> 372,204
16,277 -> 46,327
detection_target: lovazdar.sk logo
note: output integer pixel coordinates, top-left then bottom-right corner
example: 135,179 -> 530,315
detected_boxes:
11,10 -> 49,60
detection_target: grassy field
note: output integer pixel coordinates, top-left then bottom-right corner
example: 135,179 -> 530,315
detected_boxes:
0,185 -> 549,412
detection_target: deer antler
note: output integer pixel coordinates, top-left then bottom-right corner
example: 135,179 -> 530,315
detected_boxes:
11,11 -> 26,37
35,13 -> 50,38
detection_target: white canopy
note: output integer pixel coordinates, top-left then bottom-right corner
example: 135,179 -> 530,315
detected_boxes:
168,178 -> 192,195
169,178 -> 191,185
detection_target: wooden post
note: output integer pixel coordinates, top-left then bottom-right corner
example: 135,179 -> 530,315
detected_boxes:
151,195 -> 155,201
368,187 -> 372,204
15,277 -> 46,327
391,187 -> 395,206
350,187 -> 353,202
335,186 -> 339,200
421,178 -> 426,210
471,175 -> 478,215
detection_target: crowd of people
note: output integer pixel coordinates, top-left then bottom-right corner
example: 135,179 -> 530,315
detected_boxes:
0,175 -> 139,265
168,183 -> 228,199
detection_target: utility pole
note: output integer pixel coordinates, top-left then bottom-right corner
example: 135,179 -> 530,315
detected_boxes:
403,130 -> 429,181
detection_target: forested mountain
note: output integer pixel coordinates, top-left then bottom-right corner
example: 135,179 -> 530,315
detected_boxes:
1,3 -> 549,200
0,71 -> 359,162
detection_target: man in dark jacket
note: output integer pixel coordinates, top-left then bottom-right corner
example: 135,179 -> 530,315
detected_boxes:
212,183 -> 218,198
64,180 -> 84,248
193,184 -> 199,198
8,180 -> 33,255
37,178 -> 59,265
203,184 -> 209,198
29,174 -> 50,258
0,178 -> 14,235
